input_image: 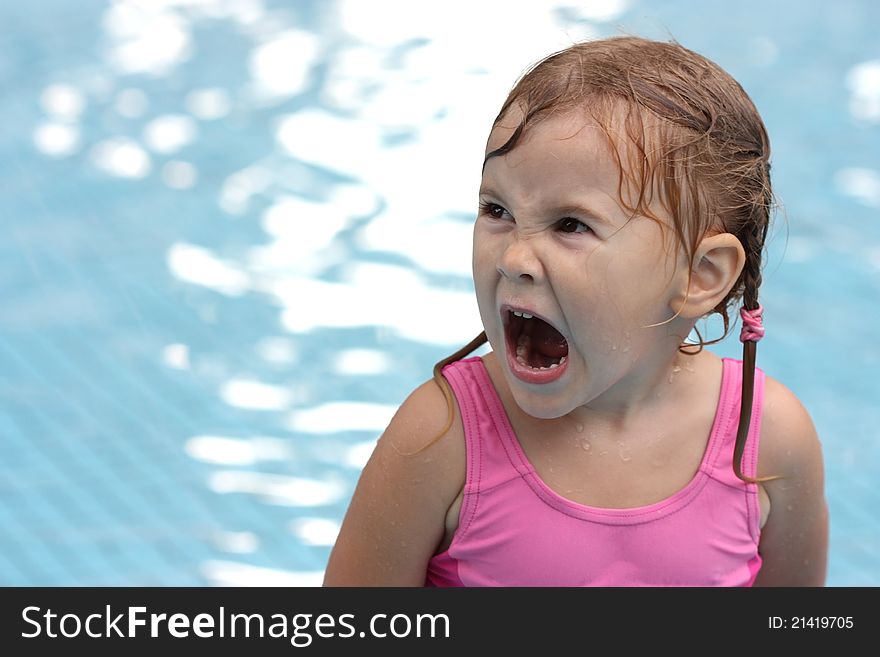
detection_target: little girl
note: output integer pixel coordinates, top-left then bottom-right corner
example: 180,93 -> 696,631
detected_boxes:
324,36 -> 829,586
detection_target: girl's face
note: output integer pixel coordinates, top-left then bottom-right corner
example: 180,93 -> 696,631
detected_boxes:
473,111 -> 692,420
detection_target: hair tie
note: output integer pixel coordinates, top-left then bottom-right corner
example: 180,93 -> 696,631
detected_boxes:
739,305 -> 765,343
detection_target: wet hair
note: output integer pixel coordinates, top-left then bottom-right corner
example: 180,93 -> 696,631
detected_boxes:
432,36 -> 775,483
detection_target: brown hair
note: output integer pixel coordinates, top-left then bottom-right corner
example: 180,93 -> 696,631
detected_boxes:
433,36 -> 775,483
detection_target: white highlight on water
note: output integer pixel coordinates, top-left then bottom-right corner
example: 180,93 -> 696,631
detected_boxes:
186,87 -> 231,120
358,214 -> 474,276
290,518 -> 341,547
275,110 -> 382,178
221,378 -> 293,411
253,195 -> 351,267
208,470 -> 344,506
185,435 -> 292,466
847,59 -> 880,122
167,242 -> 250,296
201,560 -> 323,587
835,167 -> 880,208
161,342 -> 190,369
33,122 -> 80,157
287,402 -> 397,434
143,114 -> 199,154
564,0 -> 631,21
254,337 -> 298,366
103,1 -> 192,75
40,84 -> 86,120
344,440 -> 377,469
212,530 -> 259,554
90,138 -> 152,178
218,164 -> 273,215
334,349 -> 392,375
248,30 -> 319,102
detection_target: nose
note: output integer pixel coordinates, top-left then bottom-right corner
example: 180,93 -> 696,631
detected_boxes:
497,234 -> 543,284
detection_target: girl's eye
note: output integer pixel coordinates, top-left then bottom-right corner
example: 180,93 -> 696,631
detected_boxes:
480,202 -> 510,220
558,217 -> 591,234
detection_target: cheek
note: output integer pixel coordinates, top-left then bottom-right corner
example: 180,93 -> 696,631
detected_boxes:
472,226 -> 500,280
472,231 -> 497,304
471,224 -> 487,266
583,249 -> 671,332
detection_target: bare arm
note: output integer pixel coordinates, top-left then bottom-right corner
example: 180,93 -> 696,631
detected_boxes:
752,377 -> 829,586
323,379 -> 466,586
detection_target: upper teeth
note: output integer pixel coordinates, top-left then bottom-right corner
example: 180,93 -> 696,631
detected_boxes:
513,311 -> 533,319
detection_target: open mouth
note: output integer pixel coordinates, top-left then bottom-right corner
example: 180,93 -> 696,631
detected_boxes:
504,308 -> 569,373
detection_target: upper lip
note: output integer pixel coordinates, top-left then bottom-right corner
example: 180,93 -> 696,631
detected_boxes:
499,303 -> 567,337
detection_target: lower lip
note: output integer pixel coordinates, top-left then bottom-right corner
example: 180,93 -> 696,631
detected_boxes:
504,332 -> 569,385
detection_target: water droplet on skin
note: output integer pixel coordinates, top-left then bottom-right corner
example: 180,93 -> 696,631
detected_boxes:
576,423 -> 584,433
581,440 -> 591,452
599,450 -> 608,457
611,344 -> 618,351
617,441 -> 632,463
667,358 -> 689,383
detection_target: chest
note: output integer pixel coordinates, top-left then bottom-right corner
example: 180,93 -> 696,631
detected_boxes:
513,415 -> 714,509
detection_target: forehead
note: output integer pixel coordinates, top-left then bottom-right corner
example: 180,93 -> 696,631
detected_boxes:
482,111 -> 622,195
482,109 -> 628,206
485,107 -> 612,160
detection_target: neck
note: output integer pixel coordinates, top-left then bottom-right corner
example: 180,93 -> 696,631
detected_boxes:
565,332 -> 701,433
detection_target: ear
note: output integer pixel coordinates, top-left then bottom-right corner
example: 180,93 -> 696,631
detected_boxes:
673,233 -> 746,319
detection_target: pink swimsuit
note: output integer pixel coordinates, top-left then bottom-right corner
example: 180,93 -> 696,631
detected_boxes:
426,356 -> 764,586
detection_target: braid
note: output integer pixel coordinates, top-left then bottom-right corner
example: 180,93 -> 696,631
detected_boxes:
391,332 -> 488,458
418,332 -> 488,453
733,168 -> 777,483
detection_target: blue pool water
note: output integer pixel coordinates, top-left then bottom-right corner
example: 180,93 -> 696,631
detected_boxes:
1,0 -> 878,586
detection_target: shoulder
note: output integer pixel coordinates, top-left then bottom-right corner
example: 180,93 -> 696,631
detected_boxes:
756,374 -> 824,481
751,373 -> 829,585
378,375 -> 467,481
366,375 -> 467,514
323,374 -> 466,585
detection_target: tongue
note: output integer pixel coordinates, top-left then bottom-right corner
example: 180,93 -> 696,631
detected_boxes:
530,318 -> 568,359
